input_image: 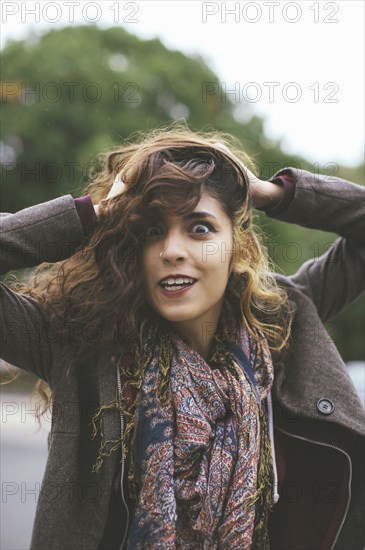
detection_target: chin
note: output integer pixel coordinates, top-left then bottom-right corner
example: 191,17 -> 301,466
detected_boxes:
159,309 -> 197,323
161,313 -> 193,323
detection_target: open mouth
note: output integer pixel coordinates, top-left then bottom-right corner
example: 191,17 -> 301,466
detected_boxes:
159,280 -> 197,295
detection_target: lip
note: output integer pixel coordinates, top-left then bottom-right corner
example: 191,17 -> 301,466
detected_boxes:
158,280 -> 197,297
158,274 -> 197,285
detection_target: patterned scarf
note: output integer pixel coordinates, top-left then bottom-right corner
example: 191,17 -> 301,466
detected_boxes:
109,321 -> 275,549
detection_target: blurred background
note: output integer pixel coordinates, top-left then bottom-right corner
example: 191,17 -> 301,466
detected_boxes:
1,1 -> 364,548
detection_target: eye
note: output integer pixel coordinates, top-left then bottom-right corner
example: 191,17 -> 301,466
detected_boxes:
144,221 -> 215,238
191,222 -> 215,234
145,225 -> 161,237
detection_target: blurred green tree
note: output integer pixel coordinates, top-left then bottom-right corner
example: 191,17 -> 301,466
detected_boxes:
1,25 -> 363,360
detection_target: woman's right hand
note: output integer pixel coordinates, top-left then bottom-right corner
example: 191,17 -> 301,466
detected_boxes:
94,173 -> 125,217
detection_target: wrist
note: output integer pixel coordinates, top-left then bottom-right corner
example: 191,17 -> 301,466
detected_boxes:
254,180 -> 284,209
74,195 -> 98,234
265,180 -> 284,207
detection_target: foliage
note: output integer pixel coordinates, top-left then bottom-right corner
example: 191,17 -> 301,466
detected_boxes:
1,25 -> 363,359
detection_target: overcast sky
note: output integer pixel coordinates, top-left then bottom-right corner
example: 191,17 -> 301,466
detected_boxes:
1,0 -> 364,167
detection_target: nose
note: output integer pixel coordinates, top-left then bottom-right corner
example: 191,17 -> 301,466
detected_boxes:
160,230 -> 187,262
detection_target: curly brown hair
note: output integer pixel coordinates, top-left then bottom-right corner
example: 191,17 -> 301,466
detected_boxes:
6,122 -> 292,411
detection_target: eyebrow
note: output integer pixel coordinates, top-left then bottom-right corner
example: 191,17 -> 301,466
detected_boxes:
148,210 -> 218,223
182,211 -> 218,221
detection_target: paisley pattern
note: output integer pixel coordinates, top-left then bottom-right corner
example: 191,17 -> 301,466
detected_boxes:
127,324 -> 274,549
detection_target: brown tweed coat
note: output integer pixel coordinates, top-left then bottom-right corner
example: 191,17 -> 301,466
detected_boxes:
1,168 -> 364,549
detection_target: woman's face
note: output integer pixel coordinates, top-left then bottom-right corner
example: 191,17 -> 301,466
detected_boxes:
141,188 -> 236,346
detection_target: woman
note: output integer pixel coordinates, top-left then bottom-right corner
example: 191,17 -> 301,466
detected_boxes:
1,126 -> 364,549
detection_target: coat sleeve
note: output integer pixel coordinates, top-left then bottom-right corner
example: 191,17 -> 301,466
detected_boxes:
265,168 -> 365,324
0,195 -> 87,381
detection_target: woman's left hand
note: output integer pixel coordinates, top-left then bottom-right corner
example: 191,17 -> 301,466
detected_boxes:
241,164 -> 284,209
212,142 -> 283,209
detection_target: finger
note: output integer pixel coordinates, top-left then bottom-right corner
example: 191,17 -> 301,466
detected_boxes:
212,142 -> 259,185
112,172 -> 125,191
106,172 -> 126,199
240,164 -> 260,185
212,141 -> 231,154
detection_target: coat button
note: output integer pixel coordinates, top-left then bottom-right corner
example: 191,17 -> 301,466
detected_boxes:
317,398 -> 335,415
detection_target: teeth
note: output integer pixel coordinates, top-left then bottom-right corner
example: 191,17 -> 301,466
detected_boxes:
161,277 -> 195,286
163,285 -> 185,291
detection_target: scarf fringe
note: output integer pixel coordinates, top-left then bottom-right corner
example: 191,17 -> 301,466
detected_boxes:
252,404 -> 274,548
90,398 -> 123,474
